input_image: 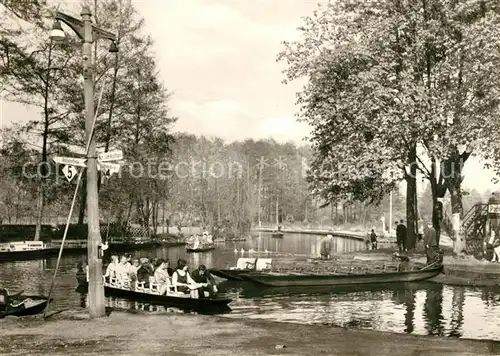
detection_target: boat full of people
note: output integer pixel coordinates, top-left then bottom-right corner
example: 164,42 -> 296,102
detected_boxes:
186,229 -> 215,252
76,255 -> 231,311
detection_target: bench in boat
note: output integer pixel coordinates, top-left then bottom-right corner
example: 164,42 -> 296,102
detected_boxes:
77,274 -> 232,310
210,258 -> 272,280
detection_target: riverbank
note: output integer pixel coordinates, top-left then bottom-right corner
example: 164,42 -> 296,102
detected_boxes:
1,310 -> 498,356
254,227 -> 500,287
254,226 -> 366,240
342,247 -> 500,287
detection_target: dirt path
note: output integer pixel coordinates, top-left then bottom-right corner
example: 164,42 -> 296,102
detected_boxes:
0,310 -> 499,356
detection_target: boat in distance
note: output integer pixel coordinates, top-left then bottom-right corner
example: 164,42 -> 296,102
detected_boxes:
0,241 -> 52,262
186,243 -> 215,253
239,264 -> 443,287
271,232 -> 284,238
0,288 -> 49,318
76,280 -> 231,311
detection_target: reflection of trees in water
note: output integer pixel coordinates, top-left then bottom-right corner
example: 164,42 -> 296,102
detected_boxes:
449,286 -> 465,338
391,286 -> 416,334
480,288 -> 499,307
423,283 -> 445,336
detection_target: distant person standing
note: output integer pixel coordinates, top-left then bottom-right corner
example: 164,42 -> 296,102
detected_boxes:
320,234 -> 334,260
396,220 -> 407,252
423,222 -> 440,264
370,229 -> 378,250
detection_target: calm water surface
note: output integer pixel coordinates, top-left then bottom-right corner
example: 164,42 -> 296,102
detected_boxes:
0,232 -> 499,341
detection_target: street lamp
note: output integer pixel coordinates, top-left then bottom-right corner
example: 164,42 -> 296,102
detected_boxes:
49,6 -> 118,319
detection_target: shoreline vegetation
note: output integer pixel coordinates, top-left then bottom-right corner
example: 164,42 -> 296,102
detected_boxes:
0,310 -> 498,356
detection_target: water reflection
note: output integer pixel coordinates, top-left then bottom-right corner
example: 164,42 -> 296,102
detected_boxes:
449,286 -> 465,337
424,283 -> 445,336
224,281 -> 500,340
0,232 -> 499,340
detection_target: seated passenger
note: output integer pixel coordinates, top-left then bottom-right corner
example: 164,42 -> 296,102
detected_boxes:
115,255 -> 131,281
129,258 -> 140,282
172,259 -> 199,298
154,259 -> 172,294
191,265 -> 218,297
104,255 -> 119,281
136,258 -> 154,288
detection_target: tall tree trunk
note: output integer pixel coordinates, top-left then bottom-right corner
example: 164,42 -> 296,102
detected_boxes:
429,158 -> 447,246
34,44 -> 53,241
78,177 -> 87,224
405,144 -> 418,250
33,184 -> 45,241
443,150 -> 470,254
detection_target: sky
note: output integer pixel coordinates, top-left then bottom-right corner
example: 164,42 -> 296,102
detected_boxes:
0,0 -> 498,193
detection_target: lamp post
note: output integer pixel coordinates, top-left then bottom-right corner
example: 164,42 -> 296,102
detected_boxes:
50,6 -> 118,318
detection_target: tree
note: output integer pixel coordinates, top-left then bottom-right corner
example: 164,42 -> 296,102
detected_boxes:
2,9 -> 81,239
278,0 -> 500,253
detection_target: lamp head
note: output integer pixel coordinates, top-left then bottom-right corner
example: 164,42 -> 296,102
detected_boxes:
49,20 -> 65,41
109,41 -> 118,53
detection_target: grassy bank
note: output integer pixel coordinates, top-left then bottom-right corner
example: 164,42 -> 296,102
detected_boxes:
0,310 -> 498,356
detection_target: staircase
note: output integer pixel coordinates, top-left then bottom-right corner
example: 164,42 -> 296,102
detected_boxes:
441,203 -> 488,256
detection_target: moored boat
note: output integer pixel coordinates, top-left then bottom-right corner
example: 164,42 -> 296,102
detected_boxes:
210,257 -> 272,281
0,288 -> 49,318
239,262 -> 443,287
271,232 -> 284,238
76,279 -> 231,312
0,241 -> 52,262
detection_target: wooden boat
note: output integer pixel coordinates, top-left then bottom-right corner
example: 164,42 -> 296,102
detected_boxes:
271,232 -> 284,238
76,280 -> 231,311
0,289 -> 49,318
210,257 -> 272,281
186,243 -> 215,253
237,280 -> 439,299
239,263 -> 443,287
0,241 -> 52,262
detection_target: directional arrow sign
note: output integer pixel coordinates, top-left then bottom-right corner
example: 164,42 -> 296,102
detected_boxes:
62,165 -> 78,182
98,150 -> 123,162
98,162 -> 121,176
53,156 -> 87,167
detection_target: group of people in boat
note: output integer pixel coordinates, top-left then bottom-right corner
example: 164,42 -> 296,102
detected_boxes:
186,227 -> 213,248
102,254 -> 218,298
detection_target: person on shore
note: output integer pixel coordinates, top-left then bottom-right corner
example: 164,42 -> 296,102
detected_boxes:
364,232 -> 371,250
396,220 -> 407,252
370,229 -> 378,250
172,259 -> 200,298
191,265 -> 218,297
423,222 -> 438,264
320,234 -> 334,260
487,229 -> 500,262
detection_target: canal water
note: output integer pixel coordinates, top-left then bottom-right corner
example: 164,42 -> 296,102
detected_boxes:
0,232 -> 499,341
